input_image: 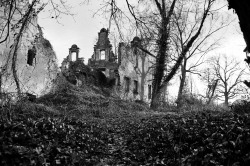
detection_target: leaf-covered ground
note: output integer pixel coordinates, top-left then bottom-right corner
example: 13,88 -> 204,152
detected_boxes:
1,85 -> 250,165
1,107 -> 250,165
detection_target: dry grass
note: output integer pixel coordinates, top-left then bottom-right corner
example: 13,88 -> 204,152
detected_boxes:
1,74 -> 226,122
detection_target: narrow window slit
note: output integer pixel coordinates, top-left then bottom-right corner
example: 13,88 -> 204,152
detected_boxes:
27,46 -> 36,66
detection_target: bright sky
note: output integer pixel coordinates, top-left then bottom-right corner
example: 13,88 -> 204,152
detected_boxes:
38,0 -> 247,101
38,1 -> 246,64
38,0 -> 109,65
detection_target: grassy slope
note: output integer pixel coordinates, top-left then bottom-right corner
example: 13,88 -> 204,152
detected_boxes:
1,80 -> 250,165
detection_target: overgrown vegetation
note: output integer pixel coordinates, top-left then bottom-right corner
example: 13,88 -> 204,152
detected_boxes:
1,82 -> 250,166
231,100 -> 250,115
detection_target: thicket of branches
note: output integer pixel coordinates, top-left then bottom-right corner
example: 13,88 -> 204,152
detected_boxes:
95,0 -> 230,108
207,55 -> 245,106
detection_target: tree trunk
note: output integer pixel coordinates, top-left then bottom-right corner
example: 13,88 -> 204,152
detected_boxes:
207,80 -> 218,105
12,49 -> 21,95
224,84 -> 229,107
224,92 -> 229,107
207,88 -> 215,105
177,58 -> 187,107
150,0 -> 211,109
0,74 -> 2,94
151,89 -> 162,109
155,1 -> 213,100
151,0 -> 177,109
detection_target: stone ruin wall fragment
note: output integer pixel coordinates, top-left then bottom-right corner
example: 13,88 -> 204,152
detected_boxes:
0,1 -> 58,96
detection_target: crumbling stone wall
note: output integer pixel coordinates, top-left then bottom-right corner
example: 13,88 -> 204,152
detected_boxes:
118,41 -> 154,102
61,58 -> 115,87
61,32 -> 155,103
0,1 -> 58,96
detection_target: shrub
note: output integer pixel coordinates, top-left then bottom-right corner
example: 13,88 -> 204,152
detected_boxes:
231,100 -> 250,114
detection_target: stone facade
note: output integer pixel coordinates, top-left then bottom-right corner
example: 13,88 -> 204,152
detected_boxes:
117,39 -> 155,102
88,28 -> 118,78
62,28 -> 155,103
0,1 -> 58,96
61,50 -> 107,87
89,29 -> 155,102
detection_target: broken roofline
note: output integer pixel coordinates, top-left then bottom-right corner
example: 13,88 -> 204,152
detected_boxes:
120,42 -> 156,58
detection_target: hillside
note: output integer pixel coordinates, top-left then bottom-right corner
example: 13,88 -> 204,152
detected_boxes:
1,76 -> 250,165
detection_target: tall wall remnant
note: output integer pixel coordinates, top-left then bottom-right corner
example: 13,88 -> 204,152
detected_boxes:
93,28 -> 116,61
0,0 -> 58,96
61,44 -> 109,87
117,37 -> 155,102
88,28 -> 118,79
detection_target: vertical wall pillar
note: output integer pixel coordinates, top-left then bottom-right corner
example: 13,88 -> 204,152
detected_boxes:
118,42 -> 124,65
92,28 -> 113,62
68,50 -> 72,61
76,50 -> 79,60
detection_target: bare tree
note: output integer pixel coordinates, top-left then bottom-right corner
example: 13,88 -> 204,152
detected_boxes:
207,55 -> 245,106
97,0 -> 225,109
172,1 -> 231,107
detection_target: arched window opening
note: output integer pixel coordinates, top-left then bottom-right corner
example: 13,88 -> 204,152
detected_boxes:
148,85 -> 152,99
133,80 -> 138,94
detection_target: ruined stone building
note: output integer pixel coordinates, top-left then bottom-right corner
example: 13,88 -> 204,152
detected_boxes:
0,1 -> 58,96
61,28 -> 155,102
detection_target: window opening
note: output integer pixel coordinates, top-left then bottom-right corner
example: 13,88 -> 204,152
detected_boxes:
133,80 -> 138,94
71,52 -> 77,61
116,76 -> 120,86
124,77 -> 130,92
100,50 -> 105,60
148,85 -> 152,99
27,46 -> 36,66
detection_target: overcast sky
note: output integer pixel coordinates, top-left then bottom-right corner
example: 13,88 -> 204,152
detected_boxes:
37,0 -> 247,100
38,1 -> 110,64
38,0 -> 246,64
